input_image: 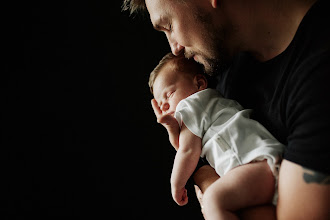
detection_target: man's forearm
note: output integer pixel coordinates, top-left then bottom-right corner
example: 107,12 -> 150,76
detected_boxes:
192,165 -> 219,192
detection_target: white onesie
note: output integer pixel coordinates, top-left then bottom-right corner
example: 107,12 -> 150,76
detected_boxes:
174,89 -> 284,204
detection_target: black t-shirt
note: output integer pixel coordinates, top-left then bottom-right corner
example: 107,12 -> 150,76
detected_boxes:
216,0 -> 330,174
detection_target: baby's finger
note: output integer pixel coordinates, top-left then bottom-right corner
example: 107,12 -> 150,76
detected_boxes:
151,99 -> 162,118
158,114 -> 174,125
182,189 -> 188,205
176,189 -> 188,206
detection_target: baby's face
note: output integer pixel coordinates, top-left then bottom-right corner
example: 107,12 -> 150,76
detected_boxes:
153,64 -> 199,116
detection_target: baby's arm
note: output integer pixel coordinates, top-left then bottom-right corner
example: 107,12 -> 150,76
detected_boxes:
159,114 -> 180,150
171,123 -> 202,206
151,99 -> 180,150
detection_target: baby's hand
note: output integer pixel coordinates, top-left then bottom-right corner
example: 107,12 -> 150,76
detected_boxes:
172,187 -> 188,206
151,99 -> 179,127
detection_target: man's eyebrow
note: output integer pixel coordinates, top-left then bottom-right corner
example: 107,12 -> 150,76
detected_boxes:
152,17 -> 162,31
153,23 -> 161,31
152,15 -> 168,31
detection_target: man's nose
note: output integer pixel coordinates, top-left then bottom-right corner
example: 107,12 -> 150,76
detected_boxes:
168,38 -> 184,56
161,102 -> 170,112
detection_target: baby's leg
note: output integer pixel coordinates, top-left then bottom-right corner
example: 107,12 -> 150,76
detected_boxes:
202,160 -> 275,220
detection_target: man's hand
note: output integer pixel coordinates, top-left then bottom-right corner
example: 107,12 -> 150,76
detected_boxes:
151,99 -> 180,150
194,185 -> 206,216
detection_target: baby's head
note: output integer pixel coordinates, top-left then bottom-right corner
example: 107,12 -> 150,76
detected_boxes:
149,52 -> 208,115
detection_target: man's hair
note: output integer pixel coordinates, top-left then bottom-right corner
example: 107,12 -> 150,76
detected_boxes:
122,0 -> 147,15
122,0 -> 188,15
148,52 -> 204,94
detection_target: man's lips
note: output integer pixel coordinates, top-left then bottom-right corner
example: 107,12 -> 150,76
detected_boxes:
184,51 -> 194,60
185,52 -> 203,64
185,52 -> 199,62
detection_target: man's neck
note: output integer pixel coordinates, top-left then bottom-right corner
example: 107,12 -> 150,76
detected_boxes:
245,0 -> 317,61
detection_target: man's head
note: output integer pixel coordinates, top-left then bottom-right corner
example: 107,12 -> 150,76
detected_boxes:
149,52 -> 207,115
123,0 -> 235,76
124,0 -> 314,74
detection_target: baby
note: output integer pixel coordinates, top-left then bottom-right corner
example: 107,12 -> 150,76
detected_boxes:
149,53 -> 284,220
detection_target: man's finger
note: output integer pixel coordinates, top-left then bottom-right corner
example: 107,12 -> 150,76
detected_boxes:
194,185 -> 205,215
194,185 -> 203,203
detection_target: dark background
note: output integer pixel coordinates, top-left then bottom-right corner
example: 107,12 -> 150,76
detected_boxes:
2,1 -> 203,219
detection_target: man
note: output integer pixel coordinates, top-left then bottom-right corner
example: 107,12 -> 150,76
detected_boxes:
123,0 -> 330,219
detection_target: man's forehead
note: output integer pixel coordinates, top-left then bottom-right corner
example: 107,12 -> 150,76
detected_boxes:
145,0 -> 170,24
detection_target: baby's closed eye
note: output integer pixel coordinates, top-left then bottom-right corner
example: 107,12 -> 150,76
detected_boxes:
167,91 -> 174,99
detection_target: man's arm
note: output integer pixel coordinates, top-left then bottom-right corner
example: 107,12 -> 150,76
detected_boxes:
171,123 -> 202,206
193,160 -> 330,220
193,164 -> 219,193
277,160 -> 330,220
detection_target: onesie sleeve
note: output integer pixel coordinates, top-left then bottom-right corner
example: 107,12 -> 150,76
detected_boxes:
174,97 -> 207,139
174,89 -> 243,140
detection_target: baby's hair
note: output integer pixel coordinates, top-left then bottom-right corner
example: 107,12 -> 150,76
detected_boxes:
149,52 -> 204,94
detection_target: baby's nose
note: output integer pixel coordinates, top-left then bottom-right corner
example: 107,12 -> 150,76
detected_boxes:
161,103 -> 170,112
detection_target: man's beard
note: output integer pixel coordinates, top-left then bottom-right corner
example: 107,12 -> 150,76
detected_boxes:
187,7 -> 233,76
201,52 -> 230,76
184,38 -> 231,76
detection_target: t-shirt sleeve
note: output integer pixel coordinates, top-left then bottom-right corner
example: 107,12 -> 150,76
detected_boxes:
285,51 -> 330,174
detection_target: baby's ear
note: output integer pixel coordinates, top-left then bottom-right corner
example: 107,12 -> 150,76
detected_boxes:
195,74 -> 208,90
211,0 -> 218,9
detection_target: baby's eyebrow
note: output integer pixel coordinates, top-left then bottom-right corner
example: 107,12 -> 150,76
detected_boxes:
154,93 -> 162,106
156,91 -> 168,108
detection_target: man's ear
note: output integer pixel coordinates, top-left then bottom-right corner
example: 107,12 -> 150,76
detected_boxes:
211,0 -> 218,9
195,74 -> 208,91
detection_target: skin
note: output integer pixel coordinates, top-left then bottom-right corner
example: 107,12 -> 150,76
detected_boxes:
146,0 -> 228,75
201,161 -> 275,220
146,0 -> 315,74
152,61 -> 207,149
193,169 -> 277,220
152,63 -> 277,220
152,61 -> 207,206
152,64 -> 202,119
147,0 -> 330,219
